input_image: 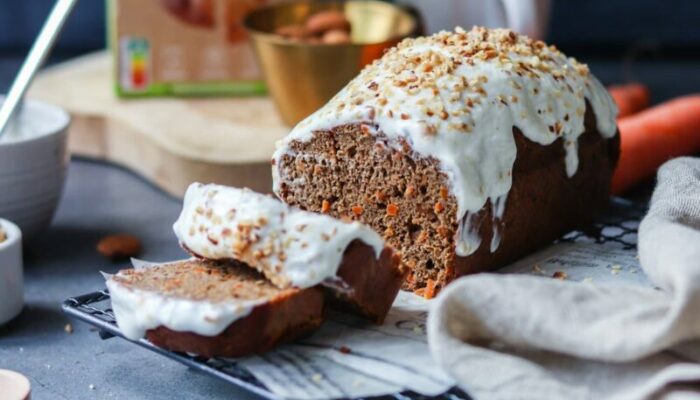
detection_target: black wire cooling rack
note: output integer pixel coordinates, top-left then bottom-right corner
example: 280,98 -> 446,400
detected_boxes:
61,197 -> 646,400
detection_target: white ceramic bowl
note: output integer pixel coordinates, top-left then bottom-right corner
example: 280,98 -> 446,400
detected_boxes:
0,218 -> 23,326
0,369 -> 31,400
0,98 -> 70,238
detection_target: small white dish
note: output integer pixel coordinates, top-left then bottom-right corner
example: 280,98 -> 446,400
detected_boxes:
0,97 -> 70,239
0,218 -> 23,326
0,369 -> 31,400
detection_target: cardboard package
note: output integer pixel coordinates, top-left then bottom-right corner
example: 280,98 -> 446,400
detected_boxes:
110,0 -> 281,97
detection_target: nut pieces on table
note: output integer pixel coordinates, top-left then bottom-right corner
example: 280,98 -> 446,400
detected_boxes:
97,234 -> 142,261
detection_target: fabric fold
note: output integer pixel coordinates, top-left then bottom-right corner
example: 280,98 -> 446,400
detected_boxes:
428,157 -> 700,399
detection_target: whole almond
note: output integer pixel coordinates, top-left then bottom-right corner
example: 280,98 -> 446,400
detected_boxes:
97,234 -> 142,261
322,29 -> 351,44
305,10 -> 350,36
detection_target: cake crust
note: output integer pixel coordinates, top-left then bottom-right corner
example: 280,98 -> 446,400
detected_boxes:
146,284 -> 324,358
330,241 -> 405,323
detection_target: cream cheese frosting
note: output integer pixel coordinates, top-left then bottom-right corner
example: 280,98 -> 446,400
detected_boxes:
172,183 -> 384,289
271,26 -> 618,257
105,259 -> 267,340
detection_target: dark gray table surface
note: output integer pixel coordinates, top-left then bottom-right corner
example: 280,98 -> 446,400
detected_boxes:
0,160 -> 261,400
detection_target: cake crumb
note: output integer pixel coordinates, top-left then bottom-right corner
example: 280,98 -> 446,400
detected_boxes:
532,264 -> 544,274
0,226 -> 6,243
64,323 -> 73,334
404,185 -> 415,197
374,190 -> 386,202
339,345 -> 352,354
552,271 -> 567,280
311,373 -> 323,382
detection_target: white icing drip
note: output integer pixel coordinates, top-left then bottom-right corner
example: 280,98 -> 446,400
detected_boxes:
490,225 -> 502,253
491,194 -> 507,220
272,27 -> 617,257
173,184 -> 384,289
105,260 -> 266,340
456,213 -> 482,256
488,194 -> 508,253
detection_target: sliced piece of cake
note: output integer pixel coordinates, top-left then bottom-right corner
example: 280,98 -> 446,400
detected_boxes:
173,183 -> 404,323
106,259 -> 324,358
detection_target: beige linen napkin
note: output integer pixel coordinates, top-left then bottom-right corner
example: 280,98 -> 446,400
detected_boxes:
427,157 -> 700,400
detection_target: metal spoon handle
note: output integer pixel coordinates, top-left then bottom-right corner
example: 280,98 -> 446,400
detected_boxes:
0,0 -> 79,136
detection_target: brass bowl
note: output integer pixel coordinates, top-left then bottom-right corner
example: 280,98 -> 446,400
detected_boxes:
245,1 -> 416,126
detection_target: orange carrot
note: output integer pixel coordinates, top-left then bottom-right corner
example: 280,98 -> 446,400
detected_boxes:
612,95 -> 700,194
608,83 -> 650,118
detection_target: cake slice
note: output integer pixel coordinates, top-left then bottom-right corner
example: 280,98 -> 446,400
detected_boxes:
106,259 -> 324,358
173,183 -> 404,323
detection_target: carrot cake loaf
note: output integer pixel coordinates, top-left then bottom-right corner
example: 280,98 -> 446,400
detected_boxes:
272,26 -> 619,297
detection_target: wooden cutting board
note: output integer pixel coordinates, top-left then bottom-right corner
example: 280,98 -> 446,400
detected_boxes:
28,51 -> 289,197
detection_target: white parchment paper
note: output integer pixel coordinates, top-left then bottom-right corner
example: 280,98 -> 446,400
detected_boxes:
237,240 -> 669,400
